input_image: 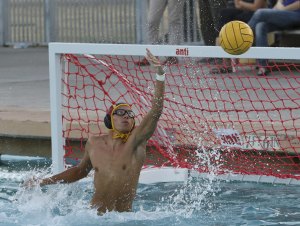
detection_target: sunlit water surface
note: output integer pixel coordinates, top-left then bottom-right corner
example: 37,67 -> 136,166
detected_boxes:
1,156 -> 300,226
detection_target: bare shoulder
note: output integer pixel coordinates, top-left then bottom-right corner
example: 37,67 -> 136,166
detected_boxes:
82,134 -> 108,161
87,134 -> 108,144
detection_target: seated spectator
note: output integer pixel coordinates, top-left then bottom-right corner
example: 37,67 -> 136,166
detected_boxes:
248,0 -> 300,76
210,0 -> 268,74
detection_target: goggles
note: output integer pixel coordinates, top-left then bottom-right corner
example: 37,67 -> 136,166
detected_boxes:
112,109 -> 135,118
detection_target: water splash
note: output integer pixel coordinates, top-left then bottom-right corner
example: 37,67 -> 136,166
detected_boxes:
158,123 -> 223,219
2,165 -> 300,225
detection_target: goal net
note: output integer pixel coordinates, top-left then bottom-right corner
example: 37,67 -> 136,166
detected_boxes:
49,43 -> 300,184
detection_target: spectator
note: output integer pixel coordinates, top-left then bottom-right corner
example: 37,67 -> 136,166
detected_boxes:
210,0 -> 268,74
248,0 -> 300,76
135,0 -> 185,66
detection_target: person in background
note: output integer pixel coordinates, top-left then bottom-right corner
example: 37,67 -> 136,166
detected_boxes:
24,49 -> 167,215
198,0 -> 227,47
135,0 -> 185,66
248,0 -> 300,76
210,0 -> 268,74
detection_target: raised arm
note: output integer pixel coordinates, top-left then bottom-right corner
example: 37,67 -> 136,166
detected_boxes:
131,49 -> 166,147
23,138 -> 93,187
234,0 -> 267,11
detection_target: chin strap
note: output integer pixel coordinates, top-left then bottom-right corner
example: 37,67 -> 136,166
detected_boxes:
110,103 -> 134,143
112,131 -> 131,143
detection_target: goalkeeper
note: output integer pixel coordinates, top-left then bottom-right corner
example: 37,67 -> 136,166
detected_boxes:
24,49 -> 166,214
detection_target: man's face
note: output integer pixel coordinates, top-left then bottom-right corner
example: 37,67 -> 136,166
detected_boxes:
112,106 -> 135,133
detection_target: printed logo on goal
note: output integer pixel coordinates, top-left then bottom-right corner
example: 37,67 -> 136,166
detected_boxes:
213,129 -> 281,150
176,48 -> 189,56
213,129 -> 242,148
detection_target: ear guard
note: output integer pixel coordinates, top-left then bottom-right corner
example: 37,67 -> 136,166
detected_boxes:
104,114 -> 112,129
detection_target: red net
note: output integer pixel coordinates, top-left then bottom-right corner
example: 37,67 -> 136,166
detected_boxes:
61,53 -> 300,180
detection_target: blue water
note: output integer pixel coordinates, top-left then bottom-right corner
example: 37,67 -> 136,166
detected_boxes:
1,156 -> 300,226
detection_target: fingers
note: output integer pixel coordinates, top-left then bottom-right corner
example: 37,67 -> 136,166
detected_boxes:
145,49 -> 161,67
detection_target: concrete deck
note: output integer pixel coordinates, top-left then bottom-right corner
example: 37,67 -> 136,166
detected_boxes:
0,47 -> 52,157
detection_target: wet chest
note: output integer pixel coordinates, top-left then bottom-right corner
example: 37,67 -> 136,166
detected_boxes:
89,143 -> 137,173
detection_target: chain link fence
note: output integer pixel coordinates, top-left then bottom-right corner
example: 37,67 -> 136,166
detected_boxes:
0,0 -> 201,46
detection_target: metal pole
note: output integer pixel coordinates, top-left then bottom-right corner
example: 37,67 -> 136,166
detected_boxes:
0,0 -> 4,46
135,0 -> 148,44
44,0 -> 50,43
44,0 -> 55,43
0,0 -> 8,46
49,44 -> 65,173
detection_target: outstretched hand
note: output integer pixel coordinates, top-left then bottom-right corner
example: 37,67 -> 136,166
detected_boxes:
145,48 -> 162,68
145,48 -> 165,75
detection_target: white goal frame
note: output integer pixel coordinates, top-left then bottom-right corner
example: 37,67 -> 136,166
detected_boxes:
49,43 -> 300,184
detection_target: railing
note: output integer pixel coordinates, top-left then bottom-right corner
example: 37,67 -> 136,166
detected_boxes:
0,0 -> 201,46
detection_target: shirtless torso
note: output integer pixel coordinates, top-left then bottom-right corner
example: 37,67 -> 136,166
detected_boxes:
87,133 -> 146,213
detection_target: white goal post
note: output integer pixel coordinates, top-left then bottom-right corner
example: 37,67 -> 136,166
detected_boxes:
49,43 -> 300,184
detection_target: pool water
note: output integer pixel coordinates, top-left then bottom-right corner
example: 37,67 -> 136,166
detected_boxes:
1,156 -> 300,226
